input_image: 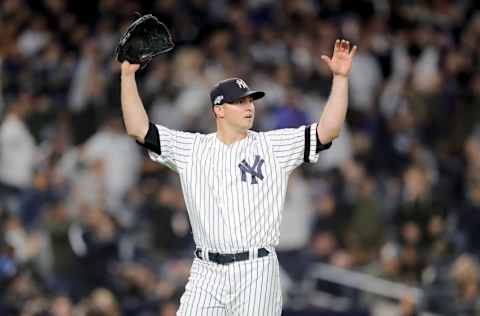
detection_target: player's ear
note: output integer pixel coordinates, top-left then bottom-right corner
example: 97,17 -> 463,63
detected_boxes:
213,105 -> 224,118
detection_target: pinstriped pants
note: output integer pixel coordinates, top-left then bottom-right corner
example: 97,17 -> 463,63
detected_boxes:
177,250 -> 282,316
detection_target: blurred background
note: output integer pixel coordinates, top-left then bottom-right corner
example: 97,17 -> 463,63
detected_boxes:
1,0 -> 480,315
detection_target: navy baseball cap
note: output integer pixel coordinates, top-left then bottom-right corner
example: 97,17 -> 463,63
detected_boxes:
210,78 -> 265,106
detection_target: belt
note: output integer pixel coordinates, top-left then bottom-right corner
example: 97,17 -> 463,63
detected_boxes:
195,248 -> 270,265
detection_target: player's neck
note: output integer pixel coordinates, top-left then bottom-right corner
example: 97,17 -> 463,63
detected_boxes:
216,124 -> 248,145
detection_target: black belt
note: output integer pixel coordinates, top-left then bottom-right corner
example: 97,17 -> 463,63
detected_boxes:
195,248 -> 270,265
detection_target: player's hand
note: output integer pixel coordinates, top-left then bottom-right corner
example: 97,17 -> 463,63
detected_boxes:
121,60 -> 141,77
321,39 -> 357,77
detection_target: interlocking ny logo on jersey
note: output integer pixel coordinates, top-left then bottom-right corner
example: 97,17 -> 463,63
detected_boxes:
239,155 -> 265,184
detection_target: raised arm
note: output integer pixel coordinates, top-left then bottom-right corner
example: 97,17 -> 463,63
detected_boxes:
317,39 -> 357,144
120,61 -> 149,143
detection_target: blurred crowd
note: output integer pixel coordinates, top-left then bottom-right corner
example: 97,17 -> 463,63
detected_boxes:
2,0 -> 480,315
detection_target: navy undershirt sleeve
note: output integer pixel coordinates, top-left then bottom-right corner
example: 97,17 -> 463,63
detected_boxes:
316,129 -> 332,153
303,126 -> 332,163
136,122 -> 161,155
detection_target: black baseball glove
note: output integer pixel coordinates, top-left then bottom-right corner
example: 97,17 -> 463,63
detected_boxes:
115,14 -> 174,69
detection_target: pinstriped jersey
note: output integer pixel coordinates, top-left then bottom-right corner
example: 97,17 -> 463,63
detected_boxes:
145,123 -> 329,253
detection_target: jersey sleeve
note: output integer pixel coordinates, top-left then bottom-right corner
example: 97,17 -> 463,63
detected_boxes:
137,122 -> 197,172
263,122 -> 331,172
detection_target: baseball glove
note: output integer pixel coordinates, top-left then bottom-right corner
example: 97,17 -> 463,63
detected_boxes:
115,14 -> 174,69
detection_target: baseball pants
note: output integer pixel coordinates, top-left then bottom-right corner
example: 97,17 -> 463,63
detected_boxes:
177,249 -> 282,316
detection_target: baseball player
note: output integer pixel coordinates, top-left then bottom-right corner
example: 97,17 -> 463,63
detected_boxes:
120,39 -> 356,315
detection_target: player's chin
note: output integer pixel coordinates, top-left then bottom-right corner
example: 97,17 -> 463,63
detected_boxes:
244,120 -> 254,129
235,117 -> 254,130
244,117 -> 254,129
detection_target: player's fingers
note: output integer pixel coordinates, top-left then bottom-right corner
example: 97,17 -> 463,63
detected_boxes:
349,45 -> 358,57
121,61 -> 140,74
320,55 -> 332,67
333,39 -> 340,54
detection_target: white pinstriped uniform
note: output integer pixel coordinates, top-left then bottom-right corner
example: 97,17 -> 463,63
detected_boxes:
145,122 -> 325,316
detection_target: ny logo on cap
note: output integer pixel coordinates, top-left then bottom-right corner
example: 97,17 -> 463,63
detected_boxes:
235,79 -> 248,89
214,95 -> 224,105
239,155 -> 265,184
